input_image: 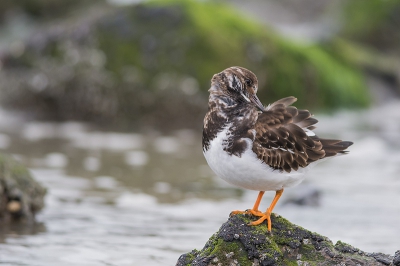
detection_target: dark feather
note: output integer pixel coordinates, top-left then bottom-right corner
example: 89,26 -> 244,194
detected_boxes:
296,117 -> 318,128
252,97 -> 353,173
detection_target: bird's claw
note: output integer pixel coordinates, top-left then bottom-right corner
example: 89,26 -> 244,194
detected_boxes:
230,209 -> 263,217
248,212 -> 272,231
230,209 -> 273,231
229,209 -> 248,217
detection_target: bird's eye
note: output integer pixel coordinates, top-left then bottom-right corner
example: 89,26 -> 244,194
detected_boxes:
245,79 -> 252,86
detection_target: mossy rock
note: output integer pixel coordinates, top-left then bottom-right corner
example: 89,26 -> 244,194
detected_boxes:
339,0 -> 400,53
0,154 -> 46,222
0,0 -> 370,130
177,214 -> 397,266
328,0 -> 400,95
97,0 -> 370,109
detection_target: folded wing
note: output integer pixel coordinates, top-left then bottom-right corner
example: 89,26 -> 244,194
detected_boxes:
252,97 -> 353,173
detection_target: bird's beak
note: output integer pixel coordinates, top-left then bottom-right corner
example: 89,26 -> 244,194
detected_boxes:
250,95 -> 265,112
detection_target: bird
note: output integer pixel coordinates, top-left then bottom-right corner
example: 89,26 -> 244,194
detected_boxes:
202,66 -> 353,231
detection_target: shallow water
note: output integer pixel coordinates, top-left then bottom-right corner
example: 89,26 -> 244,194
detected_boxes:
0,102 -> 400,265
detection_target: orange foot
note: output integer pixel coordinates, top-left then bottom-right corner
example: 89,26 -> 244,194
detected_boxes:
249,211 -> 272,231
230,209 -> 272,231
229,189 -> 283,232
230,209 -> 263,217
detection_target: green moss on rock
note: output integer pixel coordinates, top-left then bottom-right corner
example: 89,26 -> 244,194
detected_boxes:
340,0 -> 400,51
98,0 -> 370,110
0,0 -> 371,130
176,214 -> 396,266
0,153 -> 46,222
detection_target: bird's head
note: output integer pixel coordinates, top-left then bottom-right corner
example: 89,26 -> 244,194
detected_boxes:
210,66 -> 264,111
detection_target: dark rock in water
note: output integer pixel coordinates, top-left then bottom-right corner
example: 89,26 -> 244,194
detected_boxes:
283,183 -> 321,207
393,251 -> 400,266
0,154 -> 46,223
176,214 -> 397,266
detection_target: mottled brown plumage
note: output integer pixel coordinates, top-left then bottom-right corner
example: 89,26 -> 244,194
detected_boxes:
202,67 -> 352,173
252,96 -> 352,173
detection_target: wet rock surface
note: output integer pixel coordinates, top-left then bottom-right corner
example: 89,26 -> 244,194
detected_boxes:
0,154 -> 46,222
176,214 -> 398,266
393,251 -> 400,266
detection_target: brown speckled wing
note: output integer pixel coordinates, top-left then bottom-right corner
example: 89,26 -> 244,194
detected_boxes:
252,97 -> 352,173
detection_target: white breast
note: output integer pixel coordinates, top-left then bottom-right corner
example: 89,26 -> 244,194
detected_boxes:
203,126 -> 306,191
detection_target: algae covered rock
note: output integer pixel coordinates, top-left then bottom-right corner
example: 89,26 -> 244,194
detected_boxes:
0,154 -> 46,222
177,214 -> 398,266
325,0 -> 400,95
339,0 -> 400,52
0,0 -> 370,130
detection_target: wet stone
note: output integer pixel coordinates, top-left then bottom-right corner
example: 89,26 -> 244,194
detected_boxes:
0,154 -> 46,223
393,250 -> 400,266
370,253 -> 393,265
176,214 -> 398,266
335,240 -> 360,254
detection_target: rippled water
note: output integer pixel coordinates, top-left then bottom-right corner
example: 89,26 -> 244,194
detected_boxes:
0,102 -> 399,265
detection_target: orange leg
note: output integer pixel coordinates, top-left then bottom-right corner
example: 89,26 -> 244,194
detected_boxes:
250,189 -> 284,231
230,191 -> 265,216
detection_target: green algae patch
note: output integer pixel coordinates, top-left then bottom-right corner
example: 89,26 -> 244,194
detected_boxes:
340,0 -> 400,49
210,239 -> 251,266
177,214 -> 394,266
97,0 -> 371,112
178,233 -> 254,266
299,244 -> 325,262
2,0 -> 373,130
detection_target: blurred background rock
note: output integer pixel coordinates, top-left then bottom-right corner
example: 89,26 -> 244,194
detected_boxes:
1,0 -> 399,130
0,153 -> 46,223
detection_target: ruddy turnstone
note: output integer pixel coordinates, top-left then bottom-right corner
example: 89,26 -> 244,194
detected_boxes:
202,66 -> 353,231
